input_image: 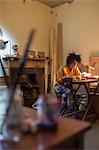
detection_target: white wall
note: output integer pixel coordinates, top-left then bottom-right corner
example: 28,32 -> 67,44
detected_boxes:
0,0 -> 52,56
0,0 -> 99,70
0,4 -> 1,24
0,1 -> 3,24
53,0 -> 99,65
0,0 -> 52,76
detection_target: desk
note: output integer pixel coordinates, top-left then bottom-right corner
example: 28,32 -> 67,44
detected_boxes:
1,107 -> 91,150
73,79 -> 98,97
72,79 -> 98,120
10,58 -> 49,94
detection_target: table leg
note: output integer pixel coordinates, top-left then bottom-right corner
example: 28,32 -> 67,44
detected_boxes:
73,83 -> 90,120
83,82 -> 99,120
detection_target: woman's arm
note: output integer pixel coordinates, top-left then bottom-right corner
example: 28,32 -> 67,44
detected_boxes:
74,66 -> 82,80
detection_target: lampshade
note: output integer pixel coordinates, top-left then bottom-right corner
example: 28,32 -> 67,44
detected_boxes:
0,28 -> 3,39
0,28 -> 9,50
0,40 -> 8,50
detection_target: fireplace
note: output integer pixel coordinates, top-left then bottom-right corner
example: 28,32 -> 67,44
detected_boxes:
10,58 -> 49,107
19,68 -> 44,107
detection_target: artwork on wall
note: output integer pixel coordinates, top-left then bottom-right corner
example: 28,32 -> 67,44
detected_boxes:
28,50 -> 36,58
37,51 -> 45,58
28,50 -> 46,59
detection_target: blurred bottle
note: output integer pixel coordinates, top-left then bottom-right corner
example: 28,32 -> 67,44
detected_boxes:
2,85 -> 23,142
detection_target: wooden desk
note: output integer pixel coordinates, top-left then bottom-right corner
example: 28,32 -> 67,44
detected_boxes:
73,79 -> 98,95
10,58 -> 49,94
1,107 -> 91,150
72,79 -> 98,120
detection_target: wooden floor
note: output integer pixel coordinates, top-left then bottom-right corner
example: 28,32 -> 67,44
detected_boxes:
84,119 -> 99,150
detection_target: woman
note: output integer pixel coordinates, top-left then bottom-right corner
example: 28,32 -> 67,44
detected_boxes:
54,53 -> 81,114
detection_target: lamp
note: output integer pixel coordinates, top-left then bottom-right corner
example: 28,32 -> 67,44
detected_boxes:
0,28 -> 8,50
0,40 -> 9,50
0,28 -> 3,39
0,28 -> 12,56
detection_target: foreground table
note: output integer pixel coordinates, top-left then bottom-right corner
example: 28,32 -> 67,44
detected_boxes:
1,107 -> 91,150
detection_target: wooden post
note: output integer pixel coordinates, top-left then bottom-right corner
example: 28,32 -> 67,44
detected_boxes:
57,23 -> 63,68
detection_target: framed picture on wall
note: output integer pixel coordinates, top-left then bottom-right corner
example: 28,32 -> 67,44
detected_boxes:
28,50 -> 35,58
37,51 -> 45,58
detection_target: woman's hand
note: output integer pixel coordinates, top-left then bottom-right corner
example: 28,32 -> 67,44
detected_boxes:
72,76 -> 80,81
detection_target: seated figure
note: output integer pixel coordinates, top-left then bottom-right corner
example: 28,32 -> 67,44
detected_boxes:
69,52 -> 89,73
54,53 -> 81,115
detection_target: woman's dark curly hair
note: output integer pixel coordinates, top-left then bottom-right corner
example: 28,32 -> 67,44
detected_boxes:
75,54 -> 81,63
66,54 -> 76,66
68,52 -> 81,63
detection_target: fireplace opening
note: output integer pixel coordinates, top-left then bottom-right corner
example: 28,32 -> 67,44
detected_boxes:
19,68 -> 44,107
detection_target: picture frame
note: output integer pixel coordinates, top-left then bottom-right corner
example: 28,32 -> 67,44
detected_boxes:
28,50 -> 35,58
37,51 -> 45,58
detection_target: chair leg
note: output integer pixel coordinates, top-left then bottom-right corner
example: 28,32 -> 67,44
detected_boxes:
57,95 -> 62,111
